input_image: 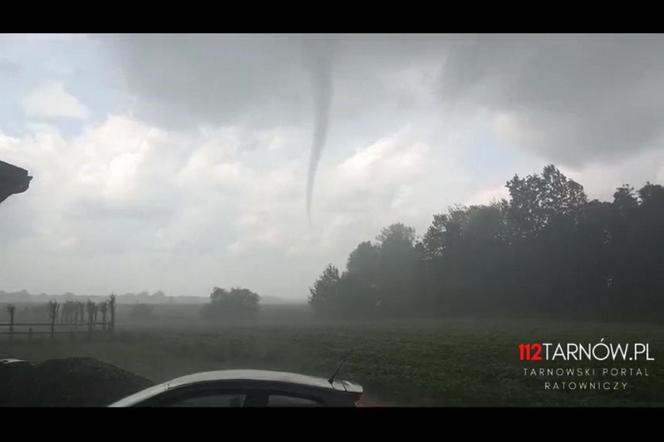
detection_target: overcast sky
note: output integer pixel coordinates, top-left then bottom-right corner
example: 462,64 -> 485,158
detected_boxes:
2,34 -> 664,299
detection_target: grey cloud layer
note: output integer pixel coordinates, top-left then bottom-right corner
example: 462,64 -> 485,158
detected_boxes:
439,34 -> 664,165
106,34 -> 664,166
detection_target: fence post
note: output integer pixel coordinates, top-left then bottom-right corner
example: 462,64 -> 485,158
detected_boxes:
48,300 -> 58,339
7,305 -> 15,342
109,294 -> 116,336
85,299 -> 93,338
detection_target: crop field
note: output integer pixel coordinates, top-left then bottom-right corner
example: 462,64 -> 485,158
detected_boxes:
2,305 -> 664,406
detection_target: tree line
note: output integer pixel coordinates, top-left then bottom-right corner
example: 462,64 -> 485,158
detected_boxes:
309,165 -> 664,321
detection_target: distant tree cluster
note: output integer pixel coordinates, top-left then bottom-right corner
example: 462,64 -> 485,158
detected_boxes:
201,287 -> 260,321
309,165 -> 664,321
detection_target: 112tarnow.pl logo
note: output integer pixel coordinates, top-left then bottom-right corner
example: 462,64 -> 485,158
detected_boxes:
518,340 -> 655,362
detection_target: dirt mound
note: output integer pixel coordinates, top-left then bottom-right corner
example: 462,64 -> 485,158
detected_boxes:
0,357 -> 154,407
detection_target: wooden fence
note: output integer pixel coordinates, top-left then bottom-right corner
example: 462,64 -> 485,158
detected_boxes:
1,295 -> 116,341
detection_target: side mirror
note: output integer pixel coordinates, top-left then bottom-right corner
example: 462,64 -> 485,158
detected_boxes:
0,160 -> 32,205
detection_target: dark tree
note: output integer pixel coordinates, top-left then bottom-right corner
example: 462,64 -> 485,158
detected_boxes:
309,164 -> 664,322
308,265 -> 342,317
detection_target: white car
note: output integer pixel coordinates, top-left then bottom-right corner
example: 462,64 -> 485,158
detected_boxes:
110,369 -> 364,407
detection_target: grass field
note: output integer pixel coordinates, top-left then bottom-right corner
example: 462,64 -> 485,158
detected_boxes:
2,304 -> 664,406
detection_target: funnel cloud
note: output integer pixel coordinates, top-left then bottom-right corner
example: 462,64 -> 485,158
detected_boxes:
306,54 -> 332,222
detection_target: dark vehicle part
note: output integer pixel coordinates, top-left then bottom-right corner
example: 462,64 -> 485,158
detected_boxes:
0,160 -> 32,205
0,357 -> 153,407
110,369 -> 363,407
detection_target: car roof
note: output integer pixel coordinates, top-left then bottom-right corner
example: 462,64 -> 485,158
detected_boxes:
0,359 -> 27,365
168,369 -> 355,390
110,369 -> 362,407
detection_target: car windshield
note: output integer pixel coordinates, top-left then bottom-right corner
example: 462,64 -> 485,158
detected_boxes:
1,33 -> 664,408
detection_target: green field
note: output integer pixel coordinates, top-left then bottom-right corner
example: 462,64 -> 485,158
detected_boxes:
2,305 -> 664,406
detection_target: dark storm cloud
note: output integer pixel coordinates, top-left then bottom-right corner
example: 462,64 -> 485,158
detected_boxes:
437,34 -> 664,164
105,34 -> 310,129
105,34 -> 664,168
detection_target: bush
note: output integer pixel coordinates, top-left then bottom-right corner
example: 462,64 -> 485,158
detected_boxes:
201,287 -> 260,321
